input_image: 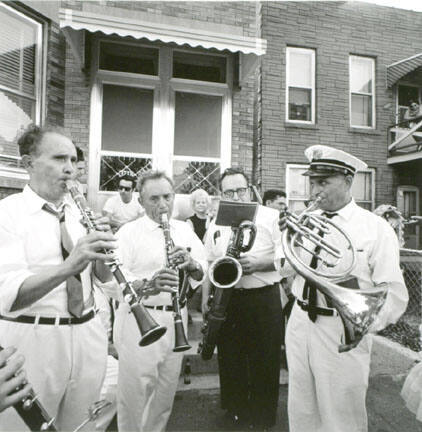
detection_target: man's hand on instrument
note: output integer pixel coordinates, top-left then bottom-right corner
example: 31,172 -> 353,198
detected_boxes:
168,246 -> 196,272
133,269 -> 179,299
0,347 -> 31,413
90,214 -> 113,233
64,231 -> 117,275
238,254 -> 260,275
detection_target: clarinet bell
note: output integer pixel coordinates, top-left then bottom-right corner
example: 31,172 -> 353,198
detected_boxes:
131,303 -> 167,346
173,317 -> 191,352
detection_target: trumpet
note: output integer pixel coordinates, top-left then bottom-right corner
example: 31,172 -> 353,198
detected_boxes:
160,213 -> 191,353
199,220 -> 257,360
281,198 -> 387,352
65,181 -> 166,347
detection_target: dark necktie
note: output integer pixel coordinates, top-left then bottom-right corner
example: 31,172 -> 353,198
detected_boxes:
43,204 -> 84,317
303,211 -> 338,322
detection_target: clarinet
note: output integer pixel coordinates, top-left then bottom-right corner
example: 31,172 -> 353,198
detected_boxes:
65,181 -> 167,347
0,345 -> 56,431
160,213 -> 191,352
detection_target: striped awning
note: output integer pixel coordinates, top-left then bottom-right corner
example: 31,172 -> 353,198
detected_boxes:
59,8 -> 266,56
387,53 -> 422,88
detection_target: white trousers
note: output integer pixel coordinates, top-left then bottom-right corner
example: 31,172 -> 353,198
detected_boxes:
114,305 -> 187,432
286,303 -> 372,432
0,315 -> 108,431
96,355 -> 118,431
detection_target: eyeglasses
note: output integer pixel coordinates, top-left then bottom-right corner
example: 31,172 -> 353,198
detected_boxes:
222,187 -> 248,199
118,186 -> 133,192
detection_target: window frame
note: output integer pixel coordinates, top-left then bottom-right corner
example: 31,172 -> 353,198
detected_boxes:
285,164 -> 375,211
285,46 -> 316,125
0,2 -> 45,181
349,55 -> 376,129
89,37 -> 233,203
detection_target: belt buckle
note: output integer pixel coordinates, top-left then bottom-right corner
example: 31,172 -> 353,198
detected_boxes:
64,316 -> 73,325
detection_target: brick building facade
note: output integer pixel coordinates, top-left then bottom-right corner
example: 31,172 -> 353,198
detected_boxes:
256,1 -> 422,246
1,1 -> 422,244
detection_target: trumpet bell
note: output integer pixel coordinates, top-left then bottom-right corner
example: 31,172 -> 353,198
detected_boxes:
208,256 -> 242,289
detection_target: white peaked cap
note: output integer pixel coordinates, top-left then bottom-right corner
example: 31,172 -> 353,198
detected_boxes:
303,145 -> 368,177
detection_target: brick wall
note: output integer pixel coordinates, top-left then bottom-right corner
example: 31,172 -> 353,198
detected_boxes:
63,1 -> 258,180
259,1 -> 422,207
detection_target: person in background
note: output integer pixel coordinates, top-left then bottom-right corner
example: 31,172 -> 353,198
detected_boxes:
102,174 -> 144,232
263,189 -> 287,212
75,146 -> 88,196
186,188 -> 211,242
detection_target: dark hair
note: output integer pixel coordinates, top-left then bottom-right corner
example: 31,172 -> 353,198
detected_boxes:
76,146 -> 84,162
17,124 -> 73,157
137,170 -> 174,195
263,189 -> 286,203
219,167 -> 250,190
118,174 -> 137,189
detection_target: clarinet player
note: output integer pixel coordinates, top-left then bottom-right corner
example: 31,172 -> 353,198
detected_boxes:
0,125 -> 117,431
99,170 -> 207,432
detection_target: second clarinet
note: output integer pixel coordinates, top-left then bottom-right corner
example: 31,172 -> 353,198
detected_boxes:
66,180 -> 166,346
160,213 -> 191,352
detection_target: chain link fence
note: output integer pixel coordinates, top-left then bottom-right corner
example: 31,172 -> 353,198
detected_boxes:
378,249 -> 422,352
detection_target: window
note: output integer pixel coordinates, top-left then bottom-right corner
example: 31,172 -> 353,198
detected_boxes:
397,186 -> 419,249
350,55 -> 375,128
286,47 -> 315,123
0,3 -> 43,171
286,164 -> 375,212
91,40 -> 231,197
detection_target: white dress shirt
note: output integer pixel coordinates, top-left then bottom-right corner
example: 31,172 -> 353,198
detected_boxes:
205,204 -> 281,288
108,214 -> 207,306
278,199 -> 408,329
0,185 -> 93,316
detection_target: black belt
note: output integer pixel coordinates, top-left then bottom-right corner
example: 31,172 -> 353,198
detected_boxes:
144,305 -> 174,312
297,299 -> 337,317
0,309 -> 96,325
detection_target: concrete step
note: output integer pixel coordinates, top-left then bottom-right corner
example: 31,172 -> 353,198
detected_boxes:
180,340 -> 219,375
177,369 -> 289,393
187,309 -> 204,341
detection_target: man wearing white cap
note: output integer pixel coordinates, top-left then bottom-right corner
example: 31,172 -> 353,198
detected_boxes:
278,145 -> 408,432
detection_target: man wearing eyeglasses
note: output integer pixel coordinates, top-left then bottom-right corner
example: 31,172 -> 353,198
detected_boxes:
102,174 -> 144,232
203,167 -> 283,430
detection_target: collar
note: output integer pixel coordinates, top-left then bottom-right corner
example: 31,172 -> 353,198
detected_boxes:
143,214 -> 176,231
322,198 -> 357,222
23,185 -> 68,215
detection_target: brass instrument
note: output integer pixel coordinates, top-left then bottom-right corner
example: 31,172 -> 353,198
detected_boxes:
66,180 -> 166,346
160,213 -> 191,352
0,345 -> 57,431
199,220 -> 257,360
281,198 -> 387,352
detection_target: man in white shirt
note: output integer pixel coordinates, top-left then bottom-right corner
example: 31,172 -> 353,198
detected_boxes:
101,170 -> 207,432
0,125 -> 116,431
279,145 -> 408,432
203,167 -> 282,430
103,174 -> 144,231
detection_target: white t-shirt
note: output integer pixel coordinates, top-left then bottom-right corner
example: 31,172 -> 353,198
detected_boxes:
103,193 -> 144,226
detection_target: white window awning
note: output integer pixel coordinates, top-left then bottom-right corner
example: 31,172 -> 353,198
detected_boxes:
59,8 -> 266,56
387,52 -> 422,88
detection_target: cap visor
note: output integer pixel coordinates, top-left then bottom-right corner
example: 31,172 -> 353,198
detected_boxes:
302,169 -> 332,177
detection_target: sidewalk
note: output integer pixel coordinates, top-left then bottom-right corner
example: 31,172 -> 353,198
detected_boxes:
167,336 -> 422,432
